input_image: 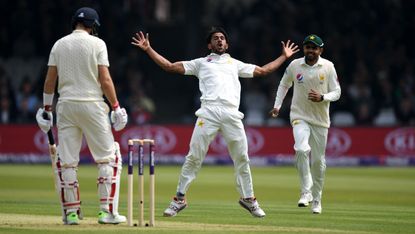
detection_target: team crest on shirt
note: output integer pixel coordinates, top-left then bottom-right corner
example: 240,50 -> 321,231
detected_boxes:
197,119 -> 205,127
319,74 -> 325,84
296,73 -> 304,83
207,57 -> 212,62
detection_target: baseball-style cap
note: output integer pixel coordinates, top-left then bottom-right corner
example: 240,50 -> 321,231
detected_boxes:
73,7 -> 100,28
303,34 -> 324,47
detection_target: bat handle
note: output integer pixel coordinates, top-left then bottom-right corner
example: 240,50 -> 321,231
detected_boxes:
42,112 -> 55,145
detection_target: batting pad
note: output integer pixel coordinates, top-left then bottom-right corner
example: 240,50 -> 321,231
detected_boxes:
97,142 -> 122,214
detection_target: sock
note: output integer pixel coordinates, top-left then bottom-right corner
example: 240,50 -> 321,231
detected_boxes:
176,192 -> 185,200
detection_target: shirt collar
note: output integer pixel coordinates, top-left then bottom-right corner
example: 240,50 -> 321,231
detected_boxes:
72,29 -> 89,34
208,53 -> 230,58
301,56 -> 323,67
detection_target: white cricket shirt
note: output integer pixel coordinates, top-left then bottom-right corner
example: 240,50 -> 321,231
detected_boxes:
274,57 -> 341,128
183,53 -> 255,108
48,30 -> 110,101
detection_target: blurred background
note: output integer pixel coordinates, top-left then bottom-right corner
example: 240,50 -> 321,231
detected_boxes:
1,0 -> 414,127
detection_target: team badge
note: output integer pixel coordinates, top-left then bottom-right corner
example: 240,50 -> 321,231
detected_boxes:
197,119 -> 205,127
319,74 -> 325,84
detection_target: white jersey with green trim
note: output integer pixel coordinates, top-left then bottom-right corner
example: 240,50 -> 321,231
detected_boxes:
274,57 -> 341,128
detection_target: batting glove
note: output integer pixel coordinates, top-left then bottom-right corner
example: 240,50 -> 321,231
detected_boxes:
111,106 -> 128,131
36,108 -> 53,133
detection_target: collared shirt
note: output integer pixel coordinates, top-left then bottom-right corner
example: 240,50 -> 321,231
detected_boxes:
183,53 -> 255,108
274,57 -> 341,128
48,30 -> 109,101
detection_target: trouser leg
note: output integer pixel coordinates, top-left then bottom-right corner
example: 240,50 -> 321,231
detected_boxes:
293,120 -> 312,194
176,117 -> 218,194
222,119 -> 254,198
309,126 -> 328,201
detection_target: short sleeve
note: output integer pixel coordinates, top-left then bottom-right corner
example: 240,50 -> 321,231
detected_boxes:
183,58 -> 201,76
97,39 -> 110,67
236,59 -> 255,78
47,42 -> 58,66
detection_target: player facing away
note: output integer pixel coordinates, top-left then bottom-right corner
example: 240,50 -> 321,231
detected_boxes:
132,27 -> 299,217
270,34 -> 341,214
35,7 -> 128,225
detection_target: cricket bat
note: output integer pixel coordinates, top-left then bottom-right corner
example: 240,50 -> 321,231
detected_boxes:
43,113 -> 67,223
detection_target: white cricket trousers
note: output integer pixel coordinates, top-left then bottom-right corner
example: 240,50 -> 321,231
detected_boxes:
292,120 -> 328,202
56,101 -> 115,166
177,103 -> 255,198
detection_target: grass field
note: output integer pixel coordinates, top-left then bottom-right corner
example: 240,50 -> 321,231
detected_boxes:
0,164 -> 414,234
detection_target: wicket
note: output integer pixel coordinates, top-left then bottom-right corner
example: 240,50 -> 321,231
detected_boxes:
127,139 -> 155,227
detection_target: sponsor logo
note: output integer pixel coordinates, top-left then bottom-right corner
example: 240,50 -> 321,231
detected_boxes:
121,126 -> 176,153
326,128 -> 351,156
210,128 -> 264,154
385,128 -> 415,156
296,73 -> 304,83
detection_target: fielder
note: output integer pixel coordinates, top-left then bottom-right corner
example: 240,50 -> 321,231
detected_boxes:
36,7 -> 128,225
132,27 -> 299,217
270,34 -> 341,214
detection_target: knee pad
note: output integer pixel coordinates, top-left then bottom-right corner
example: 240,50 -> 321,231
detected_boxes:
97,142 -> 122,214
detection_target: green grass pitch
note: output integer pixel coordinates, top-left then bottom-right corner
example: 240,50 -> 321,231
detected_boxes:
0,164 -> 414,233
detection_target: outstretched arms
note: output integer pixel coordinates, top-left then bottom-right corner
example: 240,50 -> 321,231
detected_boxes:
253,40 -> 299,77
131,31 -> 185,74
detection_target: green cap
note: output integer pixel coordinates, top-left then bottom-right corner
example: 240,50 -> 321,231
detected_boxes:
303,34 -> 324,47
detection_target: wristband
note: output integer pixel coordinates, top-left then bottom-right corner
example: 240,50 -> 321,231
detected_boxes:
43,93 -> 54,111
112,101 -> 119,110
320,95 -> 324,101
44,105 -> 53,112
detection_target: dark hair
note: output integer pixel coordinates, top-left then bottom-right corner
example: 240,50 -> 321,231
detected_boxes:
206,26 -> 229,44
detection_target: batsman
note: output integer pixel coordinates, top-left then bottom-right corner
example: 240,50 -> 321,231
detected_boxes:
35,7 -> 128,225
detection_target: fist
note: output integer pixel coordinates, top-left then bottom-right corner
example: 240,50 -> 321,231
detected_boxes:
110,106 -> 128,131
36,108 -> 53,133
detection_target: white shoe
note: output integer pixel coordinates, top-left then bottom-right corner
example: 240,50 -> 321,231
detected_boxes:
238,197 -> 266,218
163,197 -> 187,217
311,200 -> 322,214
98,211 -> 127,224
298,192 -> 313,207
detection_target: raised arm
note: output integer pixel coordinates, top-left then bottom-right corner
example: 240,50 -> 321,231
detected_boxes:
131,31 -> 185,74
253,40 -> 299,77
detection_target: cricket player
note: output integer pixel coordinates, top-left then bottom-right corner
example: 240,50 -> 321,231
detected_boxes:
35,7 -> 128,225
131,27 -> 299,217
270,34 -> 341,214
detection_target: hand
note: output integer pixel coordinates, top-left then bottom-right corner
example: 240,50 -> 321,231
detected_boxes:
131,31 -> 151,51
308,89 -> 323,102
110,106 -> 128,131
36,108 -> 53,133
269,108 -> 280,118
281,40 -> 299,59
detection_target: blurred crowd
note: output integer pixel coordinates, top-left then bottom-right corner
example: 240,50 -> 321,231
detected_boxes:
1,0 -> 414,126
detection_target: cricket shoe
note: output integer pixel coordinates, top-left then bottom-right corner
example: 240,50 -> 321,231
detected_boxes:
311,200 -> 322,214
66,212 -> 79,225
238,197 -> 266,218
298,192 -> 313,207
98,211 -> 127,224
163,197 -> 187,217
